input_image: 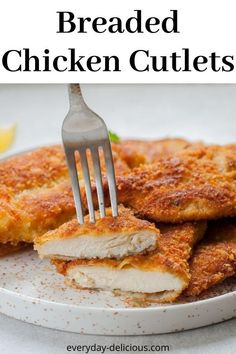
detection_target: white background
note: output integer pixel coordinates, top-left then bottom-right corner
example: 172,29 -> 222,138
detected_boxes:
0,0 -> 236,82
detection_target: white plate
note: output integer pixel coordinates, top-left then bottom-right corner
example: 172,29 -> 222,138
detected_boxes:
0,84 -> 236,335
0,250 -> 236,335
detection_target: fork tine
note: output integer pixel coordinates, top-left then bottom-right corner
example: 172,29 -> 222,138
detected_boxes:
103,141 -> 118,217
91,147 -> 106,218
64,147 -> 84,224
79,148 -> 95,223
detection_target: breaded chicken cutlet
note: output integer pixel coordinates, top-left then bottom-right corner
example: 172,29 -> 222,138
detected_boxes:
2,138 -> 236,303
112,138 -> 201,168
0,145 -> 129,245
1,141 -> 236,246
185,219 -> 236,296
34,206 -> 159,260
0,138 -> 197,246
52,221 -> 206,302
114,145 -> 236,223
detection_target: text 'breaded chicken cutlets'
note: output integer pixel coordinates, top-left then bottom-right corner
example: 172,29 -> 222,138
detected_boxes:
52,221 -> 206,303
34,206 -> 159,260
185,219 -> 236,296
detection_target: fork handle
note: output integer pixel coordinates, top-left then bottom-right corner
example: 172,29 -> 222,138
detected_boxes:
68,84 -> 88,111
70,84 -> 81,95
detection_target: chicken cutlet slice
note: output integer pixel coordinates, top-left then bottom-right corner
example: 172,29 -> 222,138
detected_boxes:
52,222 -> 206,302
114,145 -> 236,223
185,219 -> 236,297
0,242 -> 29,257
34,206 -> 159,260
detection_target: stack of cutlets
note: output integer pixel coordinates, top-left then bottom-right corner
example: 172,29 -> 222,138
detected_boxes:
1,139 -> 236,303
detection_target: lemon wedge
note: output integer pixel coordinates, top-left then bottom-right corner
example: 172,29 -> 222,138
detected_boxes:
0,123 -> 17,153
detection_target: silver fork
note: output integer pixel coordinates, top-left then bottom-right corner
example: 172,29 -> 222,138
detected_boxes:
62,84 -> 118,224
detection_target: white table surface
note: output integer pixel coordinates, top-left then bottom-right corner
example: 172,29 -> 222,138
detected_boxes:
0,84 -> 235,353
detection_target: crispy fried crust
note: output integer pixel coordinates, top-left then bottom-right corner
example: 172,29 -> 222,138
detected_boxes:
34,205 -> 159,246
0,139 -> 195,245
0,242 -> 29,257
0,146 -> 71,243
112,138 -> 202,168
0,146 -> 68,199
1,140 -> 231,245
185,219 -> 236,296
0,181 -> 76,244
114,145 -> 236,222
52,221 -> 206,301
0,144 -> 129,199
0,145 -> 130,244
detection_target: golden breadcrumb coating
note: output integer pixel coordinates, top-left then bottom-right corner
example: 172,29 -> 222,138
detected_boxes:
0,138 -> 195,245
0,145 -> 129,244
0,242 -> 29,257
0,144 -> 129,199
113,145 -> 236,222
185,219 -> 236,296
1,140 -> 232,246
34,205 -> 159,246
112,138 -> 202,168
52,221 -> 206,302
